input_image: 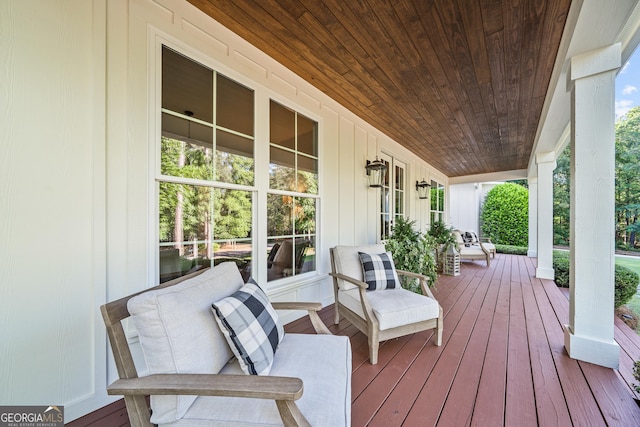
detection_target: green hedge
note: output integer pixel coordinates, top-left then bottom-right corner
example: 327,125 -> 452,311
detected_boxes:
552,251 -> 639,308
480,183 -> 529,246
495,244 -> 528,255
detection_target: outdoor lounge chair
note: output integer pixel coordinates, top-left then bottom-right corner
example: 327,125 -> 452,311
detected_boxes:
101,262 -> 351,427
462,230 -> 496,258
329,244 -> 443,365
454,230 -> 491,266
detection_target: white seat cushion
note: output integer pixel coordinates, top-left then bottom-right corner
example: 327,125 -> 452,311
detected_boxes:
163,333 -> 352,427
339,287 -> 440,331
127,262 -> 244,424
459,246 -> 486,257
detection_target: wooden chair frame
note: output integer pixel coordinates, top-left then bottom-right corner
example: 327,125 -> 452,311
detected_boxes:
100,270 -> 331,427
329,248 -> 443,365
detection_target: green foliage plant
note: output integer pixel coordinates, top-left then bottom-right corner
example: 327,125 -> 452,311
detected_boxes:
616,107 -> 640,249
494,244 -> 528,255
480,182 -> 529,246
552,251 -> 639,308
616,266 -> 639,308
385,216 -> 438,293
427,220 -> 456,248
553,145 -> 571,246
427,220 -> 456,272
634,360 -> 640,394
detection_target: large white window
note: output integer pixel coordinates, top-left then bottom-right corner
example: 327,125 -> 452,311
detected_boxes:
267,101 -> 318,281
157,46 -> 318,283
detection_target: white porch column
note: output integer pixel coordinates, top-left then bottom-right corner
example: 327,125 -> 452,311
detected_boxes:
536,154 -> 555,279
565,44 -> 620,369
527,177 -> 538,258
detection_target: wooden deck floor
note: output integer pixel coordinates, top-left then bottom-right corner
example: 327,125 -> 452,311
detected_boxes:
287,254 -> 640,426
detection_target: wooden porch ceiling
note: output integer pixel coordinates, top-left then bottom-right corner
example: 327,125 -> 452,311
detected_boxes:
187,0 -> 571,177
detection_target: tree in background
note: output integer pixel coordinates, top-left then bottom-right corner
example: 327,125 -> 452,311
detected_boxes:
615,106 -> 640,249
552,106 -> 640,250
480,182 -> 529,246
553,145 -> 571,246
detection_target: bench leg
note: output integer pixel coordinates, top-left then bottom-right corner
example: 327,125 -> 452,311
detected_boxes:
435,307 -> 443,346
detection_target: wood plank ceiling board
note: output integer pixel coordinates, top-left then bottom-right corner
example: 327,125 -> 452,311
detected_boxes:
187,0 -> 572,178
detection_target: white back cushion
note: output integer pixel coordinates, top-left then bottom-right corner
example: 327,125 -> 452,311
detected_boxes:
332,244 -> 386,290
127,262 -> 244,424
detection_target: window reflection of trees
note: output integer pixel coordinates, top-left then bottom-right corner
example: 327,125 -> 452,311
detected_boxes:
159,137 -> 253,282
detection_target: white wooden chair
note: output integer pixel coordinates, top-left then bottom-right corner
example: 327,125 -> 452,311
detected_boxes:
329,244 -> 443,365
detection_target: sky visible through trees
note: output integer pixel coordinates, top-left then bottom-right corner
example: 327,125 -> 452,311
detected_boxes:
616,51 -> 640,120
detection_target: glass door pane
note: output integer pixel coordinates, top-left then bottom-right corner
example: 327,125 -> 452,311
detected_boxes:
378,154 -> 405,241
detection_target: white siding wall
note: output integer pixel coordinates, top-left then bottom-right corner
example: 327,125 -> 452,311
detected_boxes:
449,183 -> 480,231
0,0 -> 447,421
0,0 -> 110,420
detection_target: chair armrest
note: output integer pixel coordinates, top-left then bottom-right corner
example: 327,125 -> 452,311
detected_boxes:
396,269 -> 428,280
477,242 -> 490,254
328,272 -> 378,327
271,302 -> 322,311
107,374 -> 303,400
396,269 -> 436,299
272,302 -> 332,335
109,374 -> 311,427
328,272 -> 368,289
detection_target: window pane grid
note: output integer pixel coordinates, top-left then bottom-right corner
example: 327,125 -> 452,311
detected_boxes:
160,46 -> 319,284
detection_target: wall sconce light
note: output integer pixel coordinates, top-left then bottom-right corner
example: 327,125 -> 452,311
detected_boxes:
365,157 -> 387,188
416,179 -> 431,199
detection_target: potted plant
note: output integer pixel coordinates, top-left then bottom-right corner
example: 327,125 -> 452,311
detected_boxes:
385,216 -> 438,293
427,220 -> 457,272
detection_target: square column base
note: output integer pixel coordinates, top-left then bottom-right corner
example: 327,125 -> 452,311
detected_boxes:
564,325 -> 619,369
527,250 -> 538,257
536,267 -> 554,280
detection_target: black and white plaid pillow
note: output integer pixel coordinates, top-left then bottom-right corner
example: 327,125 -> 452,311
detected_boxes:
358,252 -> 400,291
212,279 -> 285,375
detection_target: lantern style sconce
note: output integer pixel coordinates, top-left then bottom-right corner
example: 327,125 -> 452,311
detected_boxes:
415,179 -> 431,199
365,157 -> 387,188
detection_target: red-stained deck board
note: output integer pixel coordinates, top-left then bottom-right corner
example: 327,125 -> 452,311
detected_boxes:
436,257 -> 503,426
531,276 -> 607,426
504,259 -> 538,426
402,266 -> 495,425
470,256 -> 511,427
350,330 -> 434,426
365,262 -> 485,426
520,258 -> 572,426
